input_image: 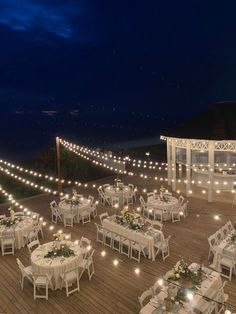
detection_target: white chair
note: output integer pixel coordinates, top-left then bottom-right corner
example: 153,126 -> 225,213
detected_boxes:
138,288 -> 153,308
27,239 -> 40,253
178,195 -> 185,205
99,212 -> 108,225
79,210 -> 91,224
61,266 -> 80,297
35,220 -> 44,238
120,237 -> 130,258
95,223 -> 104,244
50,202 -> 63,224
80,236 -> 91,257
219,253 -> 236,281
130,241 -> 146,263
103,228 -> 112,248
89,204 -> 97,218
140,196 -> 148,217
14,211 -> 24,217
216,281 -> 229,313
151,280 -> 162,297
63,211 -> 76,227
153,209 -> 163,222
150,220 -> 163,231
1,230 -> 15,256
97,187 -> 111,206
195,299 -> 216,314
112,232 -> 121,252
25,228 -> 39,245
215,230 -> 223,244
79,249 -> 95,281
88,195 -> 94,205
128,184 -> 137,202
16,258 -> 33,290
111,196 -> 120,208
154,235 -> 171,261
33,273 -> 51,300
208,235 -> 218,260
181,200 -> 189,218
225,221 -> 234,234
171,205 -> 181,223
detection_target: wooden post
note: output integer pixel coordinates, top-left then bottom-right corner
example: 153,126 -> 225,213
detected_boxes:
186,141 -> 191,196
56,137 -> 62,193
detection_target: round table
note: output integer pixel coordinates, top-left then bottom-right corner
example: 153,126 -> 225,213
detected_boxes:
0,216 -> 34,249
104,185 -> 132,206
59,198 -> 91,222
31,240 -> 82,290
147,195 -> 178,220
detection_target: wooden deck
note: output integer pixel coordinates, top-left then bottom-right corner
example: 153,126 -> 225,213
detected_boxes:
0,175 -> 236,314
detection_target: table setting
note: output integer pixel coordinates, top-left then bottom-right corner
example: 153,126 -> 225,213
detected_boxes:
140,260 -> 222,314
0,208 -> 35,249
31,235 -> 82,289
103,179 -> 132,205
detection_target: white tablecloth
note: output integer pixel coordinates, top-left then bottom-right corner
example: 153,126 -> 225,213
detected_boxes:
0,217 -> 34,249
104,185 -> 132,205
59,199 -> 91,222
147,195 -> 178,220
103,218 -> 163,261
140,267 -> 222,314
31,240 -> 82,290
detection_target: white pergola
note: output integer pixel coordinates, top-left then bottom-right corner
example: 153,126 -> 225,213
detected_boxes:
161,135 -> 236,202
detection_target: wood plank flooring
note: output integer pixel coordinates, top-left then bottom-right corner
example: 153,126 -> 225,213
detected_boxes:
0,175 -> 236,314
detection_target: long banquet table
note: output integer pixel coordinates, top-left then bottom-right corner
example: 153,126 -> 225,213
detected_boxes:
140,266 -> 222,314
103,217 -> 164,261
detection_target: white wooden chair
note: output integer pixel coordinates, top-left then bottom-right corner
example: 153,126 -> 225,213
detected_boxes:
79,210 -> 91,224
138,288 -> 153,308
1,230 -> 15,256
79,249 -> 95,281
88,195 -> 94,204
208,235 -> 218,260
111,196 -> 120,208
225,221 -> 234,234
99,212 -> 108,225
24,228 -> 39,245
16,258 -> 33,290
80,236 -> 91,257
63,211 -> 76,227
178,195 -> 185,205
139,196 -> 148,217
61,266 -> 80,297
27,239 -> 40,253
130,241 -> 146,263
120,237 -> 130,258
154,235 -> 171,261
216,281 -> 229,313
103,228 -> 112,248
171,205 -> 181,223
150,220 -> 163,231
95,223 -> 104,244
153,209 -> 163,222
112,232 -> 121,252
33,273 -> 52,300
50,202 -> 63,224
88,204 -> 97,218
219,253 -> 236,281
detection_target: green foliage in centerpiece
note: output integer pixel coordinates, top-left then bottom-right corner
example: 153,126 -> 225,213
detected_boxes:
231,233 -> 236,243
44,244 -> 75,258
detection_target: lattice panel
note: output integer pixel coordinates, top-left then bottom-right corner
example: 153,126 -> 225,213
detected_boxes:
214,141 -> 236,152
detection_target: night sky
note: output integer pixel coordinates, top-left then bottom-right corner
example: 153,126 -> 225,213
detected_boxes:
1,1 -> 236,158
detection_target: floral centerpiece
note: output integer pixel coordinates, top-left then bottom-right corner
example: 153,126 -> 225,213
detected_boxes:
119,208 -> 142,230
159,186 -> 169,202
164,260 -> 202,287
53,231 -> 65,242
114,177 -> 123,190
0,207 -> 22,227
44,243 -> 75,259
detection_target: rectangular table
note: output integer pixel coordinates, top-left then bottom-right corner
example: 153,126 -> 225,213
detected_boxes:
103,218 -> 164,261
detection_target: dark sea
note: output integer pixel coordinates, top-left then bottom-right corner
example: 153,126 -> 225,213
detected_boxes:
0,111 -> 174,161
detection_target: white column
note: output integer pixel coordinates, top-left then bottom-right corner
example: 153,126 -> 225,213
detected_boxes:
171,143 -> 176,191
186,141 -> 191,196
208,142 -> 215,202
167,141 -> 172,185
